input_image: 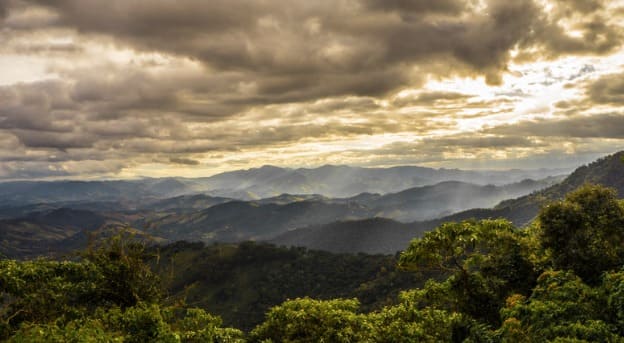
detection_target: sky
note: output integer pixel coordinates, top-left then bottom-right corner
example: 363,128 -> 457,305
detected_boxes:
1,0 -> 624,180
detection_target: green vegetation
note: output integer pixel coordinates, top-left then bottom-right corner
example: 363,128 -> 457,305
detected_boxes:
154,241 -> 424,331
3,183 -> 624,341
0,236 -> 244,342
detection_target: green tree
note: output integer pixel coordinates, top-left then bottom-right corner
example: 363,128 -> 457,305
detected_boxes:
250,297 -> 372,343
0,235 -> 244,341
8,304 -> 245,342
399,219 -> 535,325
0,259 -> 102,336
538,184 -> 624,284
601,270 -> 624,336
499,270 -> 616,342
80,234 -> 162,307
369,287 -> 493,343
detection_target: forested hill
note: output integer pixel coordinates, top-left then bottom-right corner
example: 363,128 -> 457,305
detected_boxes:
418,150 -> 624,228
152,241 -> 425,330
0,152 -> 620,258
4,184 -> 624,341
272,151 -> 624,254
477,150 -> 624,226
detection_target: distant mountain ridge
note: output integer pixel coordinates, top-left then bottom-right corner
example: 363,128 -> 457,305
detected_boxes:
269,151 -> 624,254
269,218 -> 417,254
9,154 -> 618,258
135,177 -> 558,244
0,177 -> 557,258
202,164 -> 569,199
0,164 -> 568,206
447,150 -> 624,227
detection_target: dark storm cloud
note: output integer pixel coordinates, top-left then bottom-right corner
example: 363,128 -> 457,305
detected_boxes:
362,0 -> 465,14
11,0 -> 620,96
14,130 -> 96,150
0,77 -> 194,151
487,113 -> 624,139
587,72 -> 624,105
0,0 -> 623,178
169,157 -> 200,166
0,81 -> 76,133
557,0 -> 603,13
0,1 -> 8,19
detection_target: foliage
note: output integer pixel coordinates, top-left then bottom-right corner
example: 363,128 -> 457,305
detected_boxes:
249,298 -> 372,343
499,270 -> 619,342
398,219 -> 536,324
0,235 -> 243,341
4,183 -> 624,342
538,184 -> 624,284
0,259 -> 103,335
80,233 -> 163,307
154,241 -> 423,330
369,288 -> 494,343
7,304 -> 244,342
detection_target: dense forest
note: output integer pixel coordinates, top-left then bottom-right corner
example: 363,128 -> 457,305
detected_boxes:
3,183 -> 624,341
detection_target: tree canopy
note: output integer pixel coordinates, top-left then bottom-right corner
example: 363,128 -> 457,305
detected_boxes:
2,183 -> 624,342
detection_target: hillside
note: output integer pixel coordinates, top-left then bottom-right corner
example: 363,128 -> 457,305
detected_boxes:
0,179 -> 196,207
0,208 -> 108,258
357,177 -> 560,221
1,153 -> 615,258
271,151 -> 624,253
0,164 -> 566,207
5,184 -> 624,342
463,150 -> 624,226
202,164 -> 567,199
136,178 -> 556,246
270,218 -> 425,254
0,208 -> 167,259
0,178 -> 555,258
142,200 -> 371,243
153,241 -> 425,330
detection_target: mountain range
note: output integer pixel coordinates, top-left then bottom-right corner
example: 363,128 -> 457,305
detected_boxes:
0,176 -> 558,258
0,164 -> 568,207
277,151 -> 624,254
1,152 -> 623,258
198,164 -> 568,199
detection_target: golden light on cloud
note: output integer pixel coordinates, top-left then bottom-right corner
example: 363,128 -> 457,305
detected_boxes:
0,0 -> 623,179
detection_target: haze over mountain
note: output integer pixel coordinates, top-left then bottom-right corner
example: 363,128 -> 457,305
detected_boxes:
3,2 -> 624,340
0,164 -> 566,207
200,165 -> 568,199
268,151 -> 624,254
444,150 -> 624,227
0,172 -> 559,258
0,152 -> 622,258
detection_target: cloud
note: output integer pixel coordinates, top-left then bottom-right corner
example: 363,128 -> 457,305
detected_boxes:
14,130 -> 96,150
362,0 -> 465,14
486,113 -> 624,139
0,0 -> 622,178
392,91 -> 473,107
11,0 -> 619,92
587,72 -> 624,104
557,0 -> 603,13
0,1 -> 8,19
169,157 -> 200,166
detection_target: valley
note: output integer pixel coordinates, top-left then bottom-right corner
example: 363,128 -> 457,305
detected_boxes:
0,163 -> 570,259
